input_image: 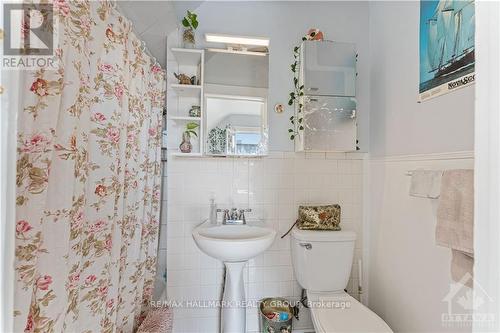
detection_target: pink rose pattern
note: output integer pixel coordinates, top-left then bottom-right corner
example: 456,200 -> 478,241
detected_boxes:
14,2 -> 165,333
98,63 -> 114,73
21,133 -> 49,153
85,275 -> 97,285
94,184 -> 107,197
16,220 -> 32,234
35,275 -> 53,291
106,127 -> 120,144
92,112 -> 106,123
53,0 -> 70,17
114,85 -> 124,99
30,78 -> 49,97
67,273 -> 80,288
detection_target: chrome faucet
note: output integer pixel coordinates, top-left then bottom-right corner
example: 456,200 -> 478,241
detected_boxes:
217,208 -> 252,225
230,208 -> 239,221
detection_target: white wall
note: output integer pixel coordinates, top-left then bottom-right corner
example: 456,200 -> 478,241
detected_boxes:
164,152 -> 365,333
369,1 -> 474,157
172,1 -> 371,152
117,1 -> 178,66
368,1 -> 475,333
369,154 -> 473,333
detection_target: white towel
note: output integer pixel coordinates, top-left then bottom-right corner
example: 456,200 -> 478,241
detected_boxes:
436,169 -> 474,254
409,170 -> 443,199
436,169 -> 474,284
451,250 -> 474,288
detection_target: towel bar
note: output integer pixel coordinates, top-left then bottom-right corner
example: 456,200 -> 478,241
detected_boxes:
405,170 -> 443,176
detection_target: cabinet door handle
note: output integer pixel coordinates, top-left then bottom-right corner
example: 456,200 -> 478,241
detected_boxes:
308,87 -> 319,91
299,243 -> 312,250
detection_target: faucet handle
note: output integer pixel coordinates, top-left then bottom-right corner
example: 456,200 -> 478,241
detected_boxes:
217,209 -> 230,223
237,208 -> 252,223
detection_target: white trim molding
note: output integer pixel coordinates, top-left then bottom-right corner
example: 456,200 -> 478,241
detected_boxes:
474,1 -> 500,332
370,151 -> 474,162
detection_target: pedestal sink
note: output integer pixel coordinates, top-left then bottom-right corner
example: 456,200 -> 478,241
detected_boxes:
192,220 -> 276,333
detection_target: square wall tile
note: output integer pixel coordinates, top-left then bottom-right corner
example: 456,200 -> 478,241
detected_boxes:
163,152 -> 365,331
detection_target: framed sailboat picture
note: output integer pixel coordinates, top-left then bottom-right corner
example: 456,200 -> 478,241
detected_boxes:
419,0 -> 475,102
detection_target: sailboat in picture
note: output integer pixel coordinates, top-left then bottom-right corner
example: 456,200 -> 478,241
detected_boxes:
419,0 -> 475,100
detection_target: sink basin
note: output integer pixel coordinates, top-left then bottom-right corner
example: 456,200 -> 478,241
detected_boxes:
192,220 -> 276,333
192,221 -> 276,262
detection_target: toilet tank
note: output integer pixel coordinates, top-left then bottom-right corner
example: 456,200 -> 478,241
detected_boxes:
291,228 -> 356,292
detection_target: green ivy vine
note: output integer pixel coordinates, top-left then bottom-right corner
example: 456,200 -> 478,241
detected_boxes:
287,36 -> 307,140
288,31 -> 321,140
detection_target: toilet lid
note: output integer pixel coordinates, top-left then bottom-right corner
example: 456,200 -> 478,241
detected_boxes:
309,293 -> 393,333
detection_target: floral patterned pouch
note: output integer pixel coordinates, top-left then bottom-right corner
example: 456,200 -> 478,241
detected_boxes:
297,204 -> 341,230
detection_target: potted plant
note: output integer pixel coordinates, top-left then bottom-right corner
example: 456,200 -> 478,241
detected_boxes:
179,122 -> 199,153
181,10 -> 199,48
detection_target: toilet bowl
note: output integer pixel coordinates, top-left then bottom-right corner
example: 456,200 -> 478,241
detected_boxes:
290,228 -> 392,333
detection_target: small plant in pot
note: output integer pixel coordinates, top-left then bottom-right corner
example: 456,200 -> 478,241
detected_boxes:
181,10 -> 199,48
179,122 -> 199,153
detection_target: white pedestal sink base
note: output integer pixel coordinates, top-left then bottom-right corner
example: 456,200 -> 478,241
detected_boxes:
192,222 -> 277,332
222,261 -> 246,333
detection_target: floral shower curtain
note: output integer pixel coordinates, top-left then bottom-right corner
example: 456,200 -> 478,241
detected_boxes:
13,1 -> 165,332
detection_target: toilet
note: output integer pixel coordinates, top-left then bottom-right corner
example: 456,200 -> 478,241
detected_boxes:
291,228 -> 393,333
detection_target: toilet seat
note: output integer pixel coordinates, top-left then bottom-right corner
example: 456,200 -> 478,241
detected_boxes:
308,292 -> 393,333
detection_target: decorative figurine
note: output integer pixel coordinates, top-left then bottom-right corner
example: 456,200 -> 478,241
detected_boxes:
174,73 -> 196,85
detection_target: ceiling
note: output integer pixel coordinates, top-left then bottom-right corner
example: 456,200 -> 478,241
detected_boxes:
116,1 -> 204,66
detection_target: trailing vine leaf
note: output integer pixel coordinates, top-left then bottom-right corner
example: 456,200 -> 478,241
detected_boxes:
287,30 -> 326,140
288,34 -> 308,140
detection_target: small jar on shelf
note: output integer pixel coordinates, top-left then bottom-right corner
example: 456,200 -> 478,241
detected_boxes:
189,105 -> 201,118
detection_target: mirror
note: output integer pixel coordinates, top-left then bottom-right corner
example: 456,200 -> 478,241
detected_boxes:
204,48 -> 269,156
205,95 -> 267,156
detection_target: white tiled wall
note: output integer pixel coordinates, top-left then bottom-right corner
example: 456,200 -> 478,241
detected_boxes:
159,152 -> 365,333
